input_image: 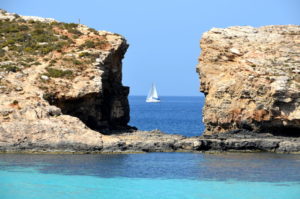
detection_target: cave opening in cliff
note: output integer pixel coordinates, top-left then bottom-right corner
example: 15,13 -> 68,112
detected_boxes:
43,93 -> 110,132
43,91 -> 131,134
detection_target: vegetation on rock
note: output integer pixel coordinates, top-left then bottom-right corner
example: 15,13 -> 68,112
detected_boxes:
44,67 -> 73,78
0,20 -> 70,56
0,10 -> 131,150
0,64 -> 20,72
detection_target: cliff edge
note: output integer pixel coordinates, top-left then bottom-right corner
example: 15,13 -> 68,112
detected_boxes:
1,10 -> 299,153
197,25 -> 300,136
0,10 -> 130,152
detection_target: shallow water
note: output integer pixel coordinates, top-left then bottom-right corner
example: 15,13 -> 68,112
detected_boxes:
1,153 -> 300,199
129,96 -> 205,136
1,96 -> 300,198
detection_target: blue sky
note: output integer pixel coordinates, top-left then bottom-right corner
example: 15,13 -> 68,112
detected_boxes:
1,0 -> 299,96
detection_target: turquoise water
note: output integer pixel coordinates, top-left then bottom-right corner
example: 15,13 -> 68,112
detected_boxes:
1,170 -> 299,199
1,153 -> 300,199
129,96 -> 205,136
1,97 -> 300,198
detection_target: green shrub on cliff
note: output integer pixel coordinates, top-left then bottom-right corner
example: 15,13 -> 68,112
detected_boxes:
0,64 -> 20,72
0,21 -> 25,33
96,40 -> 108,48
54,22 -> 82,36
81,40 -> 95,48
44,67 -> 73,78
88,28 -> 99,35
32,29 -> 58,42
79,52 -> 91,57
63,23 -> 78,29
80,40 -> 108,49
0,20 -> 71,56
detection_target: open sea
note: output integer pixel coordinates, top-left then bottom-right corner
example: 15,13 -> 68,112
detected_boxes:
1,96 -> 300,199
129,96 -> 205,136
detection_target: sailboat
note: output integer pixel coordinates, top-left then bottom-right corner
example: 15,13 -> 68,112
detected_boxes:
146,83 -> 160,103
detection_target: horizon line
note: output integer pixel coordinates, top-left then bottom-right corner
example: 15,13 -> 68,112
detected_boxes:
129,95 -> 204,97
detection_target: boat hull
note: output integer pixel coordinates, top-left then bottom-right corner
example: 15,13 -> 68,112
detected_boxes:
146,98 -> 160,103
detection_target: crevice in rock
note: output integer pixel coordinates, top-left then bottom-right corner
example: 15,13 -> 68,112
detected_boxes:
260,126 -> 300,137
43,89 -> 131,134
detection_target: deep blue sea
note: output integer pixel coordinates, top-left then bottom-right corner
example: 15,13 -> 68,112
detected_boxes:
129,96 -> 205,136
1,96 -> 300,199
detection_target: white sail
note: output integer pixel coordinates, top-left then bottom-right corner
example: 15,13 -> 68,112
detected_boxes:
147,86 -> 153,99
146,83 -> 160,103
152,85 -> 159,99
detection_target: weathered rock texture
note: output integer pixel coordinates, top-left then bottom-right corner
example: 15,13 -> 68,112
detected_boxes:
197,25 -> 300,136
102,130 -> 300,153
1,10 -> 299,154
0,10 -> 130,151
3,129 -> 299,153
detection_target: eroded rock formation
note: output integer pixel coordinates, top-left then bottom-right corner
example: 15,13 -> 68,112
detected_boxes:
0,10 -> 130,151
197,25 -> 300,136
1,10 -> 299,153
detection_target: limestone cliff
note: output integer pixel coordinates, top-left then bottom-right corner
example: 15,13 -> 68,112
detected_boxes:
1,10 -> 299,153
0,10 -> 130,151
197,25 -> 300,136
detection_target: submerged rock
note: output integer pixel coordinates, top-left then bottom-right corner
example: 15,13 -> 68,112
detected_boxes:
197,25 -> 300,136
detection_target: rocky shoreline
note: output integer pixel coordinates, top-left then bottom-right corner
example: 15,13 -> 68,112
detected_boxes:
70,130 -> 300,154
102,130 -> 300,153
1,130 -> 299,154
0,11 -> 299,155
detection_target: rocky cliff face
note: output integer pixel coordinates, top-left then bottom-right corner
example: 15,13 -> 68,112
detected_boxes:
197,25 -> 300,136
0,10 -> 130,151
1,10 -> 299,153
